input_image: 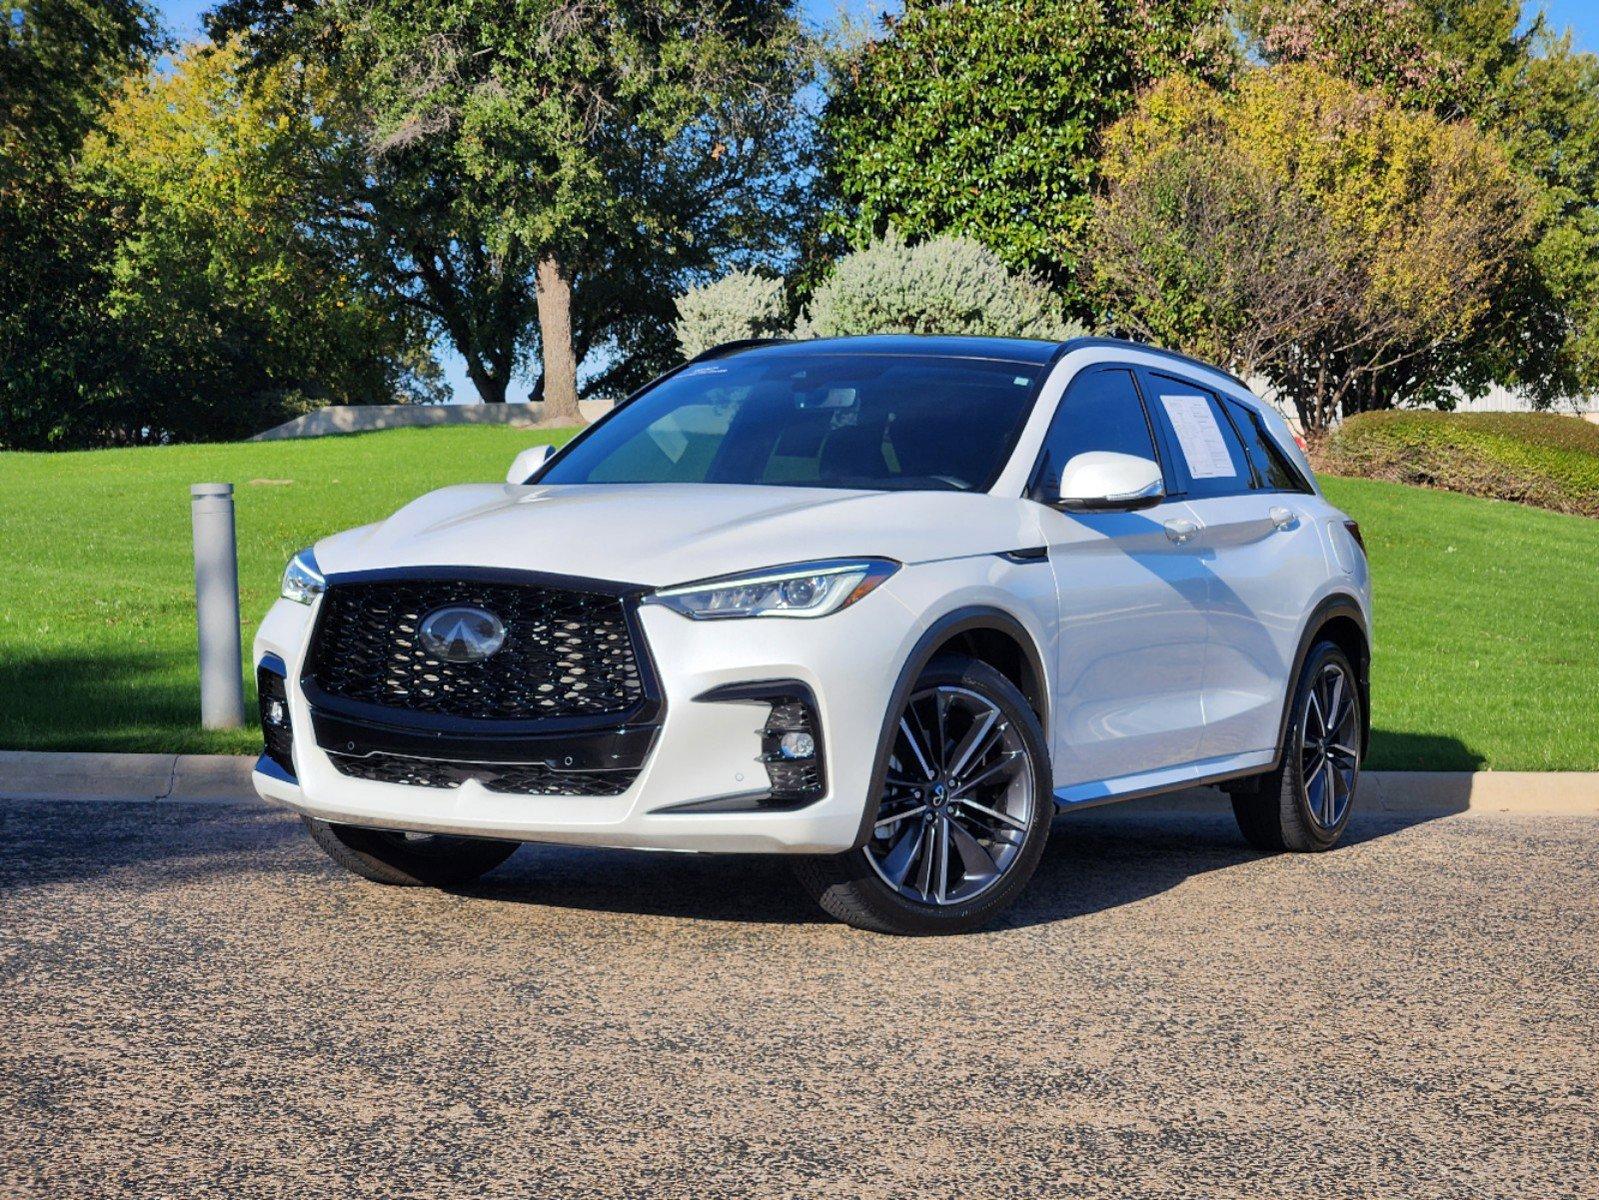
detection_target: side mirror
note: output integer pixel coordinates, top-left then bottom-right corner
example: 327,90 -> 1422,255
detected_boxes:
1054,451 -> 1164,511
506,444 -> 554,485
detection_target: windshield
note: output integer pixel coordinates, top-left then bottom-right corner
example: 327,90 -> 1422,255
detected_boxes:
540,351 -> 1045,492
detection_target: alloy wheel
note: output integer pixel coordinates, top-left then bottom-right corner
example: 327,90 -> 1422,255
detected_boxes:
1300,662 -> 1360,829
864,685 -> 1036,907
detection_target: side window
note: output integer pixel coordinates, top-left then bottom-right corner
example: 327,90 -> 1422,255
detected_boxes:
1141,373 -> 1253,499
1223,397 -> 1309,493
1031,368 -> 1160,499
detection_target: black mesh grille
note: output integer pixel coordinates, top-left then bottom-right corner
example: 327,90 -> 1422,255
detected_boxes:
325,752 -> 640,797
307,577 -> 645,721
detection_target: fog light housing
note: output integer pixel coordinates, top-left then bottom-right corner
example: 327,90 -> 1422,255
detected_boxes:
257,657 -> 296,779
696,680 -> 826,808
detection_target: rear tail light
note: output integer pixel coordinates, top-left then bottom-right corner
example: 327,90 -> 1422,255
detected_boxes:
1344,520 -> 1366,554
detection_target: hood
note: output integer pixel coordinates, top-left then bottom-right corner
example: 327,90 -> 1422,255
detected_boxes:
314,482 -> 1042,588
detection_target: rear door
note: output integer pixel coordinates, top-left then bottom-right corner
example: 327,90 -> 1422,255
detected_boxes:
1137,371 -> 1326,762
1032,366 -> 1209,791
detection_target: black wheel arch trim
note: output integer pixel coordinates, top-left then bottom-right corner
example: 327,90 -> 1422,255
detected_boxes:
1272,593 -> 1372,768
848,606 -> 1050,850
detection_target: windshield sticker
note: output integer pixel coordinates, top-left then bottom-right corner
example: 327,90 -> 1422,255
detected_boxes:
1160,393 -> 1236,479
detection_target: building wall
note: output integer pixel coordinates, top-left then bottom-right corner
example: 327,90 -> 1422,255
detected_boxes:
250,399 -> 616,441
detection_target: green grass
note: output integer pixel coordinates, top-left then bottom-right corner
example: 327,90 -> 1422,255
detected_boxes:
0,426 -> 574,755
1324,410 -> 1599,518
1321,475 -> 1599,771
0,428 -> 1595,769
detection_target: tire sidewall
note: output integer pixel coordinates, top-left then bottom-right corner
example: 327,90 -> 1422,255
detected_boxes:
1285,642 -> 1361,849
816,655 -> 1053,935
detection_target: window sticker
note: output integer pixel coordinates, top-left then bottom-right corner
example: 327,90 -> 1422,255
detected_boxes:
1160,393 -> 1236,479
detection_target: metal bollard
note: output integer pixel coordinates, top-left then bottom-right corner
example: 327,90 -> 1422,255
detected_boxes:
190,483 -> 246,730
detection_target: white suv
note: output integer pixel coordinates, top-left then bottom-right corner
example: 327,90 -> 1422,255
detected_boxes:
253,335 -> 1371,934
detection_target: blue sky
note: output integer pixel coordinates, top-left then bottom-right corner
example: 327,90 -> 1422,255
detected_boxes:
154,0 -> 1597,401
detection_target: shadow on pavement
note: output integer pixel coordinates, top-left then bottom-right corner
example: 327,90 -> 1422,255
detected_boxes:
462,798 -> 1448,930
3,774 -> 1467,928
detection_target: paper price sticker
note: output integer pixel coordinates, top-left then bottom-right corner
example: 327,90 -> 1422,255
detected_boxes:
1160,393 -> 1236,480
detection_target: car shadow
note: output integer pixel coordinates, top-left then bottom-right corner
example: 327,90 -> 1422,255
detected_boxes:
459,780 -> 1458,930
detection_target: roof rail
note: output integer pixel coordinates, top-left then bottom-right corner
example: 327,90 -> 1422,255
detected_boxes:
688,337 -> 793,363
1060,336 -> 1253,392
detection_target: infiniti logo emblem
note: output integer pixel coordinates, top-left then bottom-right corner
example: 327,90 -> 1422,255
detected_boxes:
418,605 -> 507,664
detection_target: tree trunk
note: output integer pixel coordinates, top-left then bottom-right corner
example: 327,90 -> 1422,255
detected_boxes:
536,253 -> 582,425
463,357 -> 508,404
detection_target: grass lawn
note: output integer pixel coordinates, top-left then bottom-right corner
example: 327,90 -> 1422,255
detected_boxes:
0,426 -> 1595,769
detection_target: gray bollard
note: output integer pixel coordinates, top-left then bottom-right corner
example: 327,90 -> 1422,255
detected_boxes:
190,483 -> 246,730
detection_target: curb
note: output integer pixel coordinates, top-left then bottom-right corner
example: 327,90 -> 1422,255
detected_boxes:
3,751 -> 1597,816
0,751 -> 253,805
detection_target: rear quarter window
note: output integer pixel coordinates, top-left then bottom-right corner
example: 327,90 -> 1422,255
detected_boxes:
1222,397 -> 1310,493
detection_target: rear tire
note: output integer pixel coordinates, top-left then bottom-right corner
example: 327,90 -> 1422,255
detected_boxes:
792,655 -> 1052,935
302,816 -> 518,887
1230,640 -> 1362,853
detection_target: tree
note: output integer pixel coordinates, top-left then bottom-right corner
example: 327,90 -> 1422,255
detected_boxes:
0,0 -> 160,448
1089,68 -> 1536,433
215,0 -> 814,419
76,41 -> 442,441
821,0 -> 1236,308
1236,0 -> 1599,402
798,230 -> 1080,340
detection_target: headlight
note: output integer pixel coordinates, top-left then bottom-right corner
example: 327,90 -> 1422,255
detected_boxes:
646,558 -> 898,620
280,548 -> 326,605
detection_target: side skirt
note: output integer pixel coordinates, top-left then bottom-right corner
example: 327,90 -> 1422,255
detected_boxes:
1053,750 -> 1276,812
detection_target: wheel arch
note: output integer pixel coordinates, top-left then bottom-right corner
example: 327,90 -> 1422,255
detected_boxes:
1277,594 -> 1372,763
849,606 -> 1050,850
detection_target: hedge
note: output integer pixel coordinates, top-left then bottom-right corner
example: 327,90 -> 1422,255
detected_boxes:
1322,411 -> 1599,518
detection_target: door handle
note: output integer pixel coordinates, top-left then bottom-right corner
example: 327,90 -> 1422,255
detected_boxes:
1163,518 -> 1199,545
1269,505 -> 1295,530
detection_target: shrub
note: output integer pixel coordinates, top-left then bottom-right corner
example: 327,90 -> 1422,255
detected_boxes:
1323,411 -> 1599,517
672,271 -> 790,359
798,231 -> 1082,340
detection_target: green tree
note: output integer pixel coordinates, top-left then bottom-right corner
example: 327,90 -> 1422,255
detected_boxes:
78,41 -> 442,441
821,0 -> 1236,308
0,0 -> 160,448
1089,68 -> 1536,432
215,0 -> 814,420
1237,0 -> 1599,400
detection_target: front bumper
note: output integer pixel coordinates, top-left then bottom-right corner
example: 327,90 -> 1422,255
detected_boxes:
251,585 -> 916,854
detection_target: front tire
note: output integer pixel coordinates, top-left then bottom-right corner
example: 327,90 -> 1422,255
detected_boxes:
302,816 -> 519,888
792,655 -> 1052,935
1230,640 -> 1363,852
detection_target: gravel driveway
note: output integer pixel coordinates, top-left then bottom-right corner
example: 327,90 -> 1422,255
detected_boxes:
2,797 -> 1595,1198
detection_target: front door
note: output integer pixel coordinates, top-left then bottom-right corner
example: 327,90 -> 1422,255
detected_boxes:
1136,372 -> 1325,762
1032,366 -> 1209,793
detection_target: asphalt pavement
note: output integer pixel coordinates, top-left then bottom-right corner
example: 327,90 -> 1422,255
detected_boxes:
2,796 -> 1595,1198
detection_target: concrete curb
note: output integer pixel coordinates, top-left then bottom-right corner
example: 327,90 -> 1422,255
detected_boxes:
0,751 -> 253,805
2,751 -> 1597,816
